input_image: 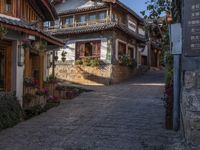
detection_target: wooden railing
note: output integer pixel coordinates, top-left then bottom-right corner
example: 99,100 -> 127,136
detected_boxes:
45,18 -> 110,31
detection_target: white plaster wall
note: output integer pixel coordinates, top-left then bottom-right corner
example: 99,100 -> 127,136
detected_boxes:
139,27 -> 145,36
100,38 -> 108,61
55,0 -> 105,13
58,38 -> 109,62
58,41 -> 76,61
141,45 -> 148,56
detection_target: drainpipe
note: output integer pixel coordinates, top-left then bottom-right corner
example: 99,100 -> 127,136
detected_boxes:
170,23 -> 182,131
173,54 -> 181,130
52,50 -> 55,78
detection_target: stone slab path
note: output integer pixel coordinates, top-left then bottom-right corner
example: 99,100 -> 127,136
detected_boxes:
0,71 -> 185,150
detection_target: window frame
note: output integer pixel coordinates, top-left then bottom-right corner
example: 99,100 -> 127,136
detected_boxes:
4,0 -> 13,14
75,40 -> 101,60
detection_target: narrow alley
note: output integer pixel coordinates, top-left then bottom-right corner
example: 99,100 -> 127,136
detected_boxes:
0,71 -> 184,150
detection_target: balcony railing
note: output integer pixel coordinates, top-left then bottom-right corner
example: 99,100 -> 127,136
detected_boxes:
44,18 -> 110,31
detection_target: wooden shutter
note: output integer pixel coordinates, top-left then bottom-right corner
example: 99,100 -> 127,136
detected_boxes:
76,42 -> 85,59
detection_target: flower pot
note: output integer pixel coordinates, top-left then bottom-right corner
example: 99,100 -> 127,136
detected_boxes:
54,56 -> 58,61
62,57 -> 66,62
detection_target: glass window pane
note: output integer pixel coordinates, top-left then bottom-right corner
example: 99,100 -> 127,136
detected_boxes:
5,0 -> 12,12
89,14 -> 96,21
99,12 -> 106,20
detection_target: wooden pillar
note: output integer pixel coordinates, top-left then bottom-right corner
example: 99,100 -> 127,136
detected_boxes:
109,4 -> 112,22
157,52 -> 160,68
5,46 -> 12,92
52,50 -> 55,78
24,48 -> 30,77
39,51 -> 44,89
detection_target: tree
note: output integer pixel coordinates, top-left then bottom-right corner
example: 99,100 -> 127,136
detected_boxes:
141,0 -> 174,129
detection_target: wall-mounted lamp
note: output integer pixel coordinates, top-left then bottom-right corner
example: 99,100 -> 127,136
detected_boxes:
18,45 -> 24,66
47,53 -> 53,68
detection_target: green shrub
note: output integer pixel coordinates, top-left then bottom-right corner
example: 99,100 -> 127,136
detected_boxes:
118,55 -> 137,68
164,51 -> 173,86
24,105 -> 43,120
0,93 -> 23,130
90,58 -> 100,67
76,57 -> 104,67
82,57 -> 92,66
75,59 -> 83,65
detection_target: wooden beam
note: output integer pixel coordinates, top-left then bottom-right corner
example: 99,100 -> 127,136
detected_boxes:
0,23 -> 64,46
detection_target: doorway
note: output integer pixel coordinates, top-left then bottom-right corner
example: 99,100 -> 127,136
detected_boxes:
0,40 -> 12,91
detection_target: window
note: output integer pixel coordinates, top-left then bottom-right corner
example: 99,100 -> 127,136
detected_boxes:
128,46 -> 135,59
77,15 -> 87,26
118,41 -> 126,57
88,14 -> 96,25
99,12 -> 106,20
64,17 -> 73,27
0,49 -> 5,91
89,14 -> 96,21
128,20 -> 137,32
76,41 -> 101,59
4,0 -> 12,13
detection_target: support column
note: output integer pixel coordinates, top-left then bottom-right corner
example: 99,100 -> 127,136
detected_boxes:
24,48 -> 30,77
39,51 -> 44,89
173,54 -> 181,130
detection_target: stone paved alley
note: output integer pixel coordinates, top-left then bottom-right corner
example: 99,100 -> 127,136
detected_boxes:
0,71 -> 185,150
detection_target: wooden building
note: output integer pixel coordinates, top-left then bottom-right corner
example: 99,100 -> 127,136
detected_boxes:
0,0 -> 63,104
45,0 -> 147,85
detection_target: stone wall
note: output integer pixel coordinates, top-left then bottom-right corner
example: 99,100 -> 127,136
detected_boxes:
54,64 -> 137,85
181,71 -> 200,146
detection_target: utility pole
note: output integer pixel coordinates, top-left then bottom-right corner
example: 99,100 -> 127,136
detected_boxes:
170,23 -> 182,131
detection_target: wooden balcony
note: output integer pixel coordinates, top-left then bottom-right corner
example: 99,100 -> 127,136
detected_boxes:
44,18 -> 110,31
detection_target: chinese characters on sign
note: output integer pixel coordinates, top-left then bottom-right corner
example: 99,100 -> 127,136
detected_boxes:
184,0 -> 200,56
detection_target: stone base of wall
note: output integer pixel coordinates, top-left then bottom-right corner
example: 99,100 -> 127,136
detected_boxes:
181,71 -> 200,146
54,64 -> 137,85
111,65 -> 137,84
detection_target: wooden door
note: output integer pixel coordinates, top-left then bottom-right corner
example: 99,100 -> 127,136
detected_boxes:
5,45 -> 12,91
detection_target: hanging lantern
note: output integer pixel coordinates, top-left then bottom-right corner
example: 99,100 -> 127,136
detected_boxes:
166,12 -> 173,24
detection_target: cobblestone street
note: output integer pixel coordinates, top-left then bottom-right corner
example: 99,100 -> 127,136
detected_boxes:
0,71 -> 184,150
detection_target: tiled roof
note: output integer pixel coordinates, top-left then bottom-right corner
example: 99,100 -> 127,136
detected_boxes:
49,22 -> 146,42
0,15 -> 64,46
58,4 -> 108,15
115,0 -> 144,23
56,0 -> 144,24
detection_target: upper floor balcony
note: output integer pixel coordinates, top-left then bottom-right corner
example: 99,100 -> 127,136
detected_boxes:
43,11 -> 146,40
44,18 -> 112,31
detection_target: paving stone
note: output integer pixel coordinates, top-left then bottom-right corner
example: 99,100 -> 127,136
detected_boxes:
0,71 -> 186,150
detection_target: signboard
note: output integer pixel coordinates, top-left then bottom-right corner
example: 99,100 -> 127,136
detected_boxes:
183,0 -> 200,56
171,23 -> 182,55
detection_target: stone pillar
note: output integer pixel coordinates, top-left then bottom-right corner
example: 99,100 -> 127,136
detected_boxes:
181,71 -> 200,146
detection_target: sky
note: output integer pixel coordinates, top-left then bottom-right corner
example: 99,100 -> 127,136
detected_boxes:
119,0 -> 147,17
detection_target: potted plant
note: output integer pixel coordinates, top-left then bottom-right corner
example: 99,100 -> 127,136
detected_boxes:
39,41 -> 47,50
61,51 -> 67,62
32,41 -> 40,49
22,39 -> 31,49
0,24 -> 8,40
54,55 -> 58,61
